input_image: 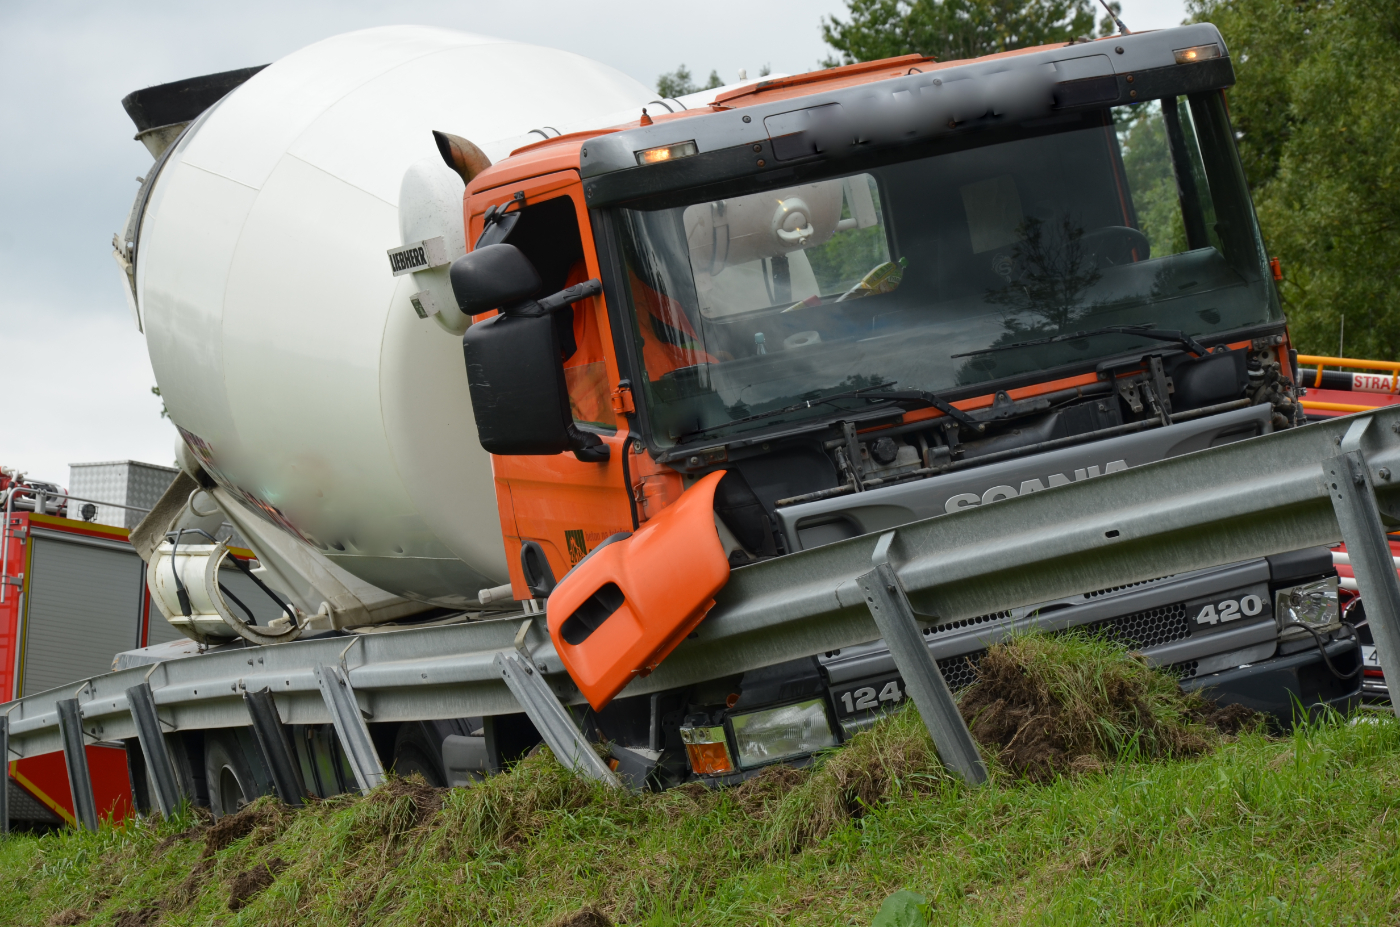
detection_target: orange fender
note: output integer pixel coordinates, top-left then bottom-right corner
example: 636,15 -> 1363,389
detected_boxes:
548,470 -> 731,709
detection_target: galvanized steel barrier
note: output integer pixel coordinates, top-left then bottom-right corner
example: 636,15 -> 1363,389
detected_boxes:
5,408 -> 1400,776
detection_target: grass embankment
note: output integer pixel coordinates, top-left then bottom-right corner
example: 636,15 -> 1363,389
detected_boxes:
2,634 -> 1398,926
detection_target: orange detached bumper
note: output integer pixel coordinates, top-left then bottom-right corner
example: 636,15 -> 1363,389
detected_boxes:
548,470 -> 731,710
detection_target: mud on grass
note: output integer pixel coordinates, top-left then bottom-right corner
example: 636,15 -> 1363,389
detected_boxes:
0,634 -> 1390,927
957,631 -> 1262,781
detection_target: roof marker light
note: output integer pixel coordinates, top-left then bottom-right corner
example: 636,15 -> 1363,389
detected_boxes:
1173,44 -> 1222,65
636,140 -> 698,166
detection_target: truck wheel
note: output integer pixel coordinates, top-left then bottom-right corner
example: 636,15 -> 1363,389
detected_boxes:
391,723 -> 445,787
205,731 -> 256,818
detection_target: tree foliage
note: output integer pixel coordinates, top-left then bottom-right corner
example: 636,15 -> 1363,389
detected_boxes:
821,0 -> 1106,64
1191,0 -> 1400,360
656,64 -> 723,98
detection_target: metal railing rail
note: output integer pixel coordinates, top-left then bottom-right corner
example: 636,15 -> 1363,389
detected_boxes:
5,408 -> 1400,762
1297,353 -> 1400,415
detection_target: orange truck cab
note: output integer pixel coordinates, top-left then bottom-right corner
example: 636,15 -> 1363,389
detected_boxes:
448,23 -> 1360,783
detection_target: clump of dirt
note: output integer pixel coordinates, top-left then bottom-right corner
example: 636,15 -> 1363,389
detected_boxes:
958,633 -> 1235,781
227,857 -> 287,910
110,906 -> 162,927
203,797 -> 292,856
358,774 -> 444,842
729,764 -> 807,816
427,749 -> 619,857
764,705 -> 944,854
549,905 -> 613,927
1192,700 -> 1266,735
47,909 -> 88,926
154,805 -> 214,853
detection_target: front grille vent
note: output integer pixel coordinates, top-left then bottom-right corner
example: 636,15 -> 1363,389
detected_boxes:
1168,660 -> 1199,679
936,651 -> 985,691
1083,575 -> 1174,599
1083,602 -> 1191,650
925,611 -> 1010,637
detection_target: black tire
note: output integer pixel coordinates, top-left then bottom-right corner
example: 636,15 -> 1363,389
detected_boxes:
205,730 -> 256,818
391,723 -> 446,786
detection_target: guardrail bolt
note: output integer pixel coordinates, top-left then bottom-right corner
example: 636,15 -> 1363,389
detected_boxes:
1381,468 -> 1392,481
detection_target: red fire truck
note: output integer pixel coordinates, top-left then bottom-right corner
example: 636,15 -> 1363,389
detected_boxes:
1,469 -> 187,827
1295,355 -> 1400,701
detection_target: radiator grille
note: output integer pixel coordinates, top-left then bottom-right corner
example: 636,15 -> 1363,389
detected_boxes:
937,651 -> 985,691
1084,602 -> 1191,650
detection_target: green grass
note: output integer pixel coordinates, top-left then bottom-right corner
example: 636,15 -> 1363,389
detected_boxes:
3,636 -> 1398,926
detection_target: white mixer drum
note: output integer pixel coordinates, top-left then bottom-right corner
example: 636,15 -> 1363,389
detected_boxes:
135,27 -> 653,606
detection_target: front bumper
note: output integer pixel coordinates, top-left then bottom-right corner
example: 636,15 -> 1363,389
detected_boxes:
1180,637 -> 1363,724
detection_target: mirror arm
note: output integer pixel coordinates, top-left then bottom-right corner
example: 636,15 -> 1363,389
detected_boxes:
504,279 -> 603,318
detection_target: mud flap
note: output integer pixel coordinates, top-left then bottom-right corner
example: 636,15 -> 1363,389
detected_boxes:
547,471 -> 731,710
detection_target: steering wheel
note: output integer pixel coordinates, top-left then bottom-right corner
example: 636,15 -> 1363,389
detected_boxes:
1080,226 -> 1151,268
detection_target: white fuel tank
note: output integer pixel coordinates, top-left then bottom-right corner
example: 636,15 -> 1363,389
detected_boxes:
135,27 -> 653,606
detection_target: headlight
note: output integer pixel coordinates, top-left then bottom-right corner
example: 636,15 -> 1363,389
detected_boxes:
730,699 -> 838,769
680,723 -> 734,775
1276,576 -> 1339,628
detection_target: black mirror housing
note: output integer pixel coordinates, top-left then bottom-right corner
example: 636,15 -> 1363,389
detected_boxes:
449,243 -> 542,315
463,311 -> 576,455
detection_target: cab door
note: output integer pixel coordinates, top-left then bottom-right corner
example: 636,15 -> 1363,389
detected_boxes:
466,171 -> 636,598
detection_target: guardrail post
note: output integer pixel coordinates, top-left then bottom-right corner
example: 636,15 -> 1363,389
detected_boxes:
1327,417 -> 1400,718
124,683 -> 182,817
244,688 -> 305,806
1,714 -> 9,834
858,532 -> 988,785
56,699 -> 99,831
314,664 -> 384,794
494,650 -> 620,788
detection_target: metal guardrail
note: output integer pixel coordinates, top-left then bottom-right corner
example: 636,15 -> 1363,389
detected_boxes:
6,407 -> 1400,762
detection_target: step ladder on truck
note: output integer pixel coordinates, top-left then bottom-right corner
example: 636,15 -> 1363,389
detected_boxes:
6,22 -> 1395,827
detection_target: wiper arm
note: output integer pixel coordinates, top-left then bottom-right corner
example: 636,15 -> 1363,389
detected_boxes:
952,325 -> 1211,359
676,381 -> 899,441
856,389 -> 982,430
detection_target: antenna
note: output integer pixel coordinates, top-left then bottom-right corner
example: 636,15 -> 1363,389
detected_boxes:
1097,0 -> 1131,35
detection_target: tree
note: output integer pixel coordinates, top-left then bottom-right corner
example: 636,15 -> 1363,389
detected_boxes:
657,65 -> 724,98
821,0 -> 1104,65
1191,0 -> 1400,360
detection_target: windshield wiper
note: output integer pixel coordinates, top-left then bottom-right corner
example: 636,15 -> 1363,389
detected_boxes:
676,381 -> 899,442
951,325 -> 1210,359
855,389 -> 982,429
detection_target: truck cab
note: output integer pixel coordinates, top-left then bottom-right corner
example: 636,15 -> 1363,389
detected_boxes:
450,23 -> 1359,784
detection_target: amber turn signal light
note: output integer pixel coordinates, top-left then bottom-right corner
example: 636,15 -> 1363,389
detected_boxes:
1173,44 -> 1222,65
635,140 -> 698,166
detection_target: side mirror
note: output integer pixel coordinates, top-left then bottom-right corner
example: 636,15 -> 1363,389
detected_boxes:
455,245 -> 610,461
450,243 -> 542,314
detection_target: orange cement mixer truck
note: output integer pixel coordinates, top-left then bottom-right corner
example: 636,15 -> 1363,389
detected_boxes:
1,23 -> 1368,824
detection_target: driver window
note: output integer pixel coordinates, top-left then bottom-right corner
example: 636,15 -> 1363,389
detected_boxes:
681,174 -> 892,318
497,194 -> 617,431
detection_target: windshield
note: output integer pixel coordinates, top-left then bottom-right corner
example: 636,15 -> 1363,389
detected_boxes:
616,92 -> 1280,447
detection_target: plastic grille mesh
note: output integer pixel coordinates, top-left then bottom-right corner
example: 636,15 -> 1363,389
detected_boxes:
937,651 -> 984,691
1168,660 -> 1199,679
1084,602 -> 1191,650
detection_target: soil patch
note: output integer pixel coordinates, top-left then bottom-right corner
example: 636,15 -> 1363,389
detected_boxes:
550,906 -> 613,927
46,909 -> 87,926
958,634 -> 1231,781
227,857 -> 287,910
203,799 -> 290,856
109,906 -> 162,927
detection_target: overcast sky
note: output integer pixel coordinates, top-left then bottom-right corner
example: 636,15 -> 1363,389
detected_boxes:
0,0 -> 1187,486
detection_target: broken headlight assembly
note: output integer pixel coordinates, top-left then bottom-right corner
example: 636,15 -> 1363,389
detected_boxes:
1276,576 -> 1339,629
729,699 -> 838,769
